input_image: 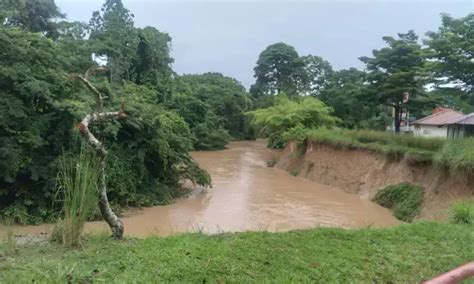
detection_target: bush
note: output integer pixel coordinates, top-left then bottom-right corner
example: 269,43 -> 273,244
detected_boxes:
449,200 -> 474,225
248,95 -> 339,149
267,132 -> 287,149
373,183 -> 423,222
283,124 -> 308,143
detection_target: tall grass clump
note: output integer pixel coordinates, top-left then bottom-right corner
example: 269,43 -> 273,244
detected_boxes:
306,128 -> 355,148
435,138 -> 474,177
1,218 -> 17,256
449,200 -> 474,225
53,148 -> 100,247
373,183 -> 423,222
348,130 -> 445,151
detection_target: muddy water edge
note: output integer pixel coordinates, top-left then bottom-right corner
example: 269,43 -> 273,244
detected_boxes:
0,140 -> 400,238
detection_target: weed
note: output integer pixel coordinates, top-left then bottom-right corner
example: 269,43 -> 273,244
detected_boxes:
449,200 -> 474,225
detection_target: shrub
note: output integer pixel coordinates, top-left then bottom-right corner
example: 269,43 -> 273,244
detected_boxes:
449,200 -> 474,225
267,132 -> 287,149
373,183 -> 423,222
283,124 -> 308,143
248,95 -> 339,149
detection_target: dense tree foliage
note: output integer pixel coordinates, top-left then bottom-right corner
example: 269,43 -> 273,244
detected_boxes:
359,31 -> 427,132
319,68 -> 388,130
0,0 -> 249,223
425,13 -> 473,91
248,95 -> 339,148
301,55 -> 333,97
173,73 -> 254,145
250,43 -> 306,106
0,0 -> 64,38
0,27 -> 75,223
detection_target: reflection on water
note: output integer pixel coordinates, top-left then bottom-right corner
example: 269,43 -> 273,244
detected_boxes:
1,140 -> 399,238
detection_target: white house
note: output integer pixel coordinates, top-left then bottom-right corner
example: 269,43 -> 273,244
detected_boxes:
413,108 -> 474,138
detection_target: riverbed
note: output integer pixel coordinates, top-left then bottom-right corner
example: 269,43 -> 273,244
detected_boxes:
1,140 -> 399,238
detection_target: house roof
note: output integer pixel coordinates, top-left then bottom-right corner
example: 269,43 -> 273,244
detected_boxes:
444,113 -> 474,125
413,109 -> 464,126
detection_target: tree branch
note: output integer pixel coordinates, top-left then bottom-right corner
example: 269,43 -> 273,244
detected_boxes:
72,66 -> 126,239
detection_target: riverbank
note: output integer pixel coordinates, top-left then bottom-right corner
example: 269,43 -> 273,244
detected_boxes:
277,138 -> 474,220
1,140 -> 401,239
1,222 -> 472,282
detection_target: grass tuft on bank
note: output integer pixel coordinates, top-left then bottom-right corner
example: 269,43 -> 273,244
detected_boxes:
450,200 -> 474,225
373,183 -> 423,222
285,127 -> 474,176
0,223 -> 473,283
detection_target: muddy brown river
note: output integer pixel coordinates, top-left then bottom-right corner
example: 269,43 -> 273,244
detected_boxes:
1,140 -> 400,238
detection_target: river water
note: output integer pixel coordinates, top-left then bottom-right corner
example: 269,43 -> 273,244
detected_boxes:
1,140 -> 399,238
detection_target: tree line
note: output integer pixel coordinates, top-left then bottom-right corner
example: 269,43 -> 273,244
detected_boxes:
250,14 -> 473,133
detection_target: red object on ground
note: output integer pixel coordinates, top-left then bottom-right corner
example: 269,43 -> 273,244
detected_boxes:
424,262 -> 474,284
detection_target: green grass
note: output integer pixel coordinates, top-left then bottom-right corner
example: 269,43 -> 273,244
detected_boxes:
290,128 -> 474,175
434,138 -> 474,177
373,183 -> 423,222
450,200 -> 474,225
0,223 -> 473,283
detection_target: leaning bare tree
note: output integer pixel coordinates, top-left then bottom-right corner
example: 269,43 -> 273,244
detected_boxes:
71,66 -> 125,239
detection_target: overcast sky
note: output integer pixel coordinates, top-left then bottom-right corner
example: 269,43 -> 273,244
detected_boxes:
56,0 -> 472,88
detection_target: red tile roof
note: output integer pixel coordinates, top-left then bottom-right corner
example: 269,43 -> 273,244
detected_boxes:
413,109 -> 464,126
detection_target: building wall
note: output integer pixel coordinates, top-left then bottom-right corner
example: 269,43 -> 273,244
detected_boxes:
447,125 -> 465,139
413,125 -> 448,138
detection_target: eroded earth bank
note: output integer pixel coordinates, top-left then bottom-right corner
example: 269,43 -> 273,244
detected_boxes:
277,140 -> 474,220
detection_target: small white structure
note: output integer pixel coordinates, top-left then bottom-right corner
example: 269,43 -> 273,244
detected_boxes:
413,108 -> 464,138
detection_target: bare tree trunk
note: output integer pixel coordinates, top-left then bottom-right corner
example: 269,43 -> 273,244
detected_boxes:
72,67 -> 125,239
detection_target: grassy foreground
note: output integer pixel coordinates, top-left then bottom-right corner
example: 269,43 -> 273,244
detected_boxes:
1,223 -> 473,283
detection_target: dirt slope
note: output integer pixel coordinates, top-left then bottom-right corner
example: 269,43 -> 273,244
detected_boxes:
276,141 -> 473,220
